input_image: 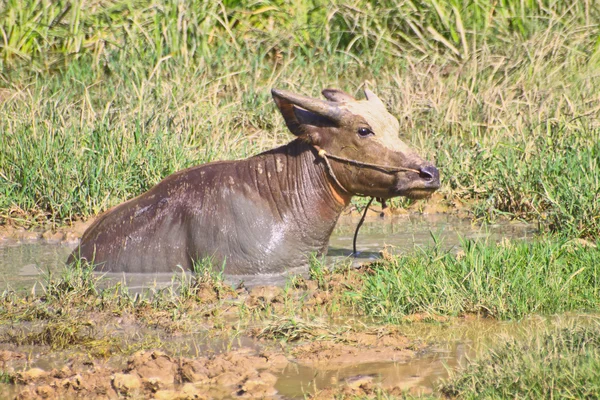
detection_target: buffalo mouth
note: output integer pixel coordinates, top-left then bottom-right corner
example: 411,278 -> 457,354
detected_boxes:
391,164 -> 440,199
402,187 -> 439,200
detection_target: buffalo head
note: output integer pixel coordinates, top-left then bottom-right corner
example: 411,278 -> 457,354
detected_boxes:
271,87 -> 440,201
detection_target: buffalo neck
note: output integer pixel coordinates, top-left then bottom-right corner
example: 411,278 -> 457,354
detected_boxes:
246,139 -> 351,231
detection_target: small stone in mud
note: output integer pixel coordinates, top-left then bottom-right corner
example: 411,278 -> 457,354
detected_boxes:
213,371 -> 243,387
112,373 -> 142,395
42,230 -> 64,242
0,350 -> 26,368
61,373 -> 83,390
63,231 -> 81,243
126,350 -> 178,384
409,385 -> 434,396
180,359 -> 210,384
142,377 -> 165,393
346,375 -> 374,390
240,372 -> 278,397
35,385 -> 54,398
309,290 -> 331,305
260,352 -> 289,370
154,384 -> 206,400
245,286 -> 283,308
16,368 -> 48,383
18,229 -> 42,241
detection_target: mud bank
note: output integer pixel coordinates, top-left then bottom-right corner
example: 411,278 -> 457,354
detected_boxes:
3,329 -> 421,399
0,261 -> 429,400
7,349 -> 288,399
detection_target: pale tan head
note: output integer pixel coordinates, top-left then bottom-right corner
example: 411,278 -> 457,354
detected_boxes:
272,87 -> 440,200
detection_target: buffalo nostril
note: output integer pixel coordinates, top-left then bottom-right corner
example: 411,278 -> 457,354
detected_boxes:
419,165 -> 439,182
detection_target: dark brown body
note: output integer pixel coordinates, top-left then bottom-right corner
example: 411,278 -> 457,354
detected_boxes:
72,140 -> 345,274
70,88 -> 440,274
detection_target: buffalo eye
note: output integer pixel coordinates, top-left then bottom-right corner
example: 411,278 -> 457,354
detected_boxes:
357,127 -> 374,137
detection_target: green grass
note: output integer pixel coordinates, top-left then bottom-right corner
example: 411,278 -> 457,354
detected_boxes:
0,0 -> 599,238
440,324 -> 600,399
350,237 -> 600,320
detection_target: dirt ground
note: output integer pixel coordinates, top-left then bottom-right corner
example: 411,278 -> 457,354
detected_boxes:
3,332 -> 425,399
0,194 -> 463,399
2,312 -> 425,399
0,264 -> 436,400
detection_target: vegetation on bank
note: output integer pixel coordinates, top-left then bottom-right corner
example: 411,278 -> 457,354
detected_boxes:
346,237 -> 600,320
0,0 -> 598,239
440,324 -> 600,399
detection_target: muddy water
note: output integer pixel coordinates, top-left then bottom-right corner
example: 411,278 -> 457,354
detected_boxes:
0,215 -> 535,293
4,314 -> 587,398
274,318 -> 496,397
0,215 -> 546,398
274,314 -> 594,397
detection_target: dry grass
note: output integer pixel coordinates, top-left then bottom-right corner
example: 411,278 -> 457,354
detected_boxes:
0,0 -> 598,237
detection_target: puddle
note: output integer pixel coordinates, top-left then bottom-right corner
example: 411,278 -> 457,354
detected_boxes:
0,215 -> 535,293
274,313 -> 597,397
2,314 -> 595,398
329,213 -> 534,257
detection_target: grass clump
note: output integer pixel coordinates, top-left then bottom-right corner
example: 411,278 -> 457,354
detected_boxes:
6,318 -> 96,350
43,258 -> 99,302
256,316 -> 337,342
440,324 -> 600,399
178,257 -> 233,303
352,237 -> 600,321
441,127 -> 600,239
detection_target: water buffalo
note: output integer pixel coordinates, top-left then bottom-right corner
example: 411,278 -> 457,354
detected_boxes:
69,88 -> 440,274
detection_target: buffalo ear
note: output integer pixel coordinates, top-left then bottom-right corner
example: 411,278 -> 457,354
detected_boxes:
272,90 -> 304,137
272,89 -> 341,140
322,88 -> 356,103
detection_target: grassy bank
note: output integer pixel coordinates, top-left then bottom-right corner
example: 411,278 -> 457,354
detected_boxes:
0,0 -> 599,238
441,323 -> 600,398
349,237 -> 600,320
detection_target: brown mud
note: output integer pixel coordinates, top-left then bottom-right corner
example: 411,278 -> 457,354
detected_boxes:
0,195 -> 524,399
0,271 -> 546,400
8,349 -> 290,400
0,220 -> 92,245
0,262 -> 438,399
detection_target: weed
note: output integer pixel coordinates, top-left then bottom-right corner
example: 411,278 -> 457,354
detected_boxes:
5,318 -> 95,350
308,253 -> 329,291
42,258 -> 99,303
256,316 -> 338,342
182,257 -> 234,302
0,371 -> 12,384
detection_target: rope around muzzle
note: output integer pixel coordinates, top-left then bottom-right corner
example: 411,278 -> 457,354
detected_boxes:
312,145 -> 420,195
312,145 -> 420,256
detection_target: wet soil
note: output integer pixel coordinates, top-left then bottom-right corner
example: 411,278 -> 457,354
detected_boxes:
0,275 -> 425,399
0,203 -> 538,399
7,348 -> 287,399
3,308 -> 583,400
